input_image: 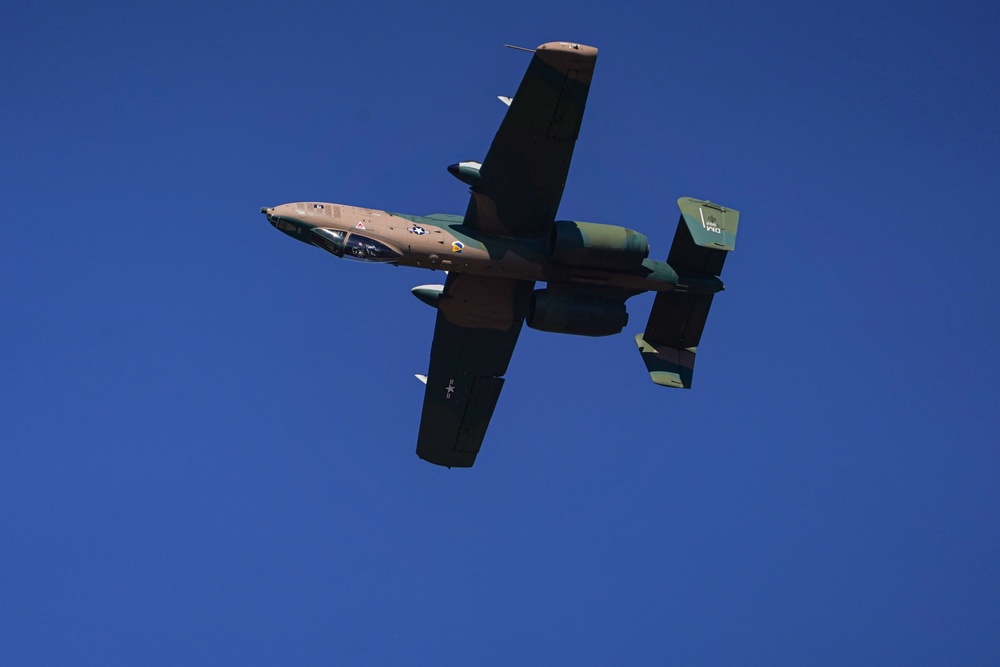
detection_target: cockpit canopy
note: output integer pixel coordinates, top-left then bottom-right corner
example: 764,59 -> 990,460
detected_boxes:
311,228 -> 401,262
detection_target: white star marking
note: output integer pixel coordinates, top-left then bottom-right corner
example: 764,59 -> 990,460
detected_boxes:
445,379 -> 456,399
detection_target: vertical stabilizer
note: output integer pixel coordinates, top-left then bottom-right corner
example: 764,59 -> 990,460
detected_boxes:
636,198 -> 739,388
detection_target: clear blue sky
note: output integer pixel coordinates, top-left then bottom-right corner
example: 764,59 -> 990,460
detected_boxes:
3,0 -> 998,664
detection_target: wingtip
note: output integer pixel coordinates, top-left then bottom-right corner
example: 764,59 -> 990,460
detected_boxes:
534,41 -> 598,69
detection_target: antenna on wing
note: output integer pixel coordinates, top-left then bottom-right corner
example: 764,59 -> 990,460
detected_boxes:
502,43 -> 535,53
498,45 -> 532,107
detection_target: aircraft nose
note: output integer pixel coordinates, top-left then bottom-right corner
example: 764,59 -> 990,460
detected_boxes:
261,206 -> 275,224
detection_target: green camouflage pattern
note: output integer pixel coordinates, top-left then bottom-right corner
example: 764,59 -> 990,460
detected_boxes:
261,42 -> 740,467
634,334 -> 696,389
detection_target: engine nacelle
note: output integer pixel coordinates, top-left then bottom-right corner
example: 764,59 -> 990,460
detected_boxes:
527,289 -> 628,337
548,221 -> 649,271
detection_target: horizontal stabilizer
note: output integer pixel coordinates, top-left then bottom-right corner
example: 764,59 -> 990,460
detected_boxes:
634,334 -> 695,388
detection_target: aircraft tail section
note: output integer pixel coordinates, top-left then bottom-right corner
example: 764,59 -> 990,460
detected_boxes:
669,197 -> 739,276
636,198 -> 739,388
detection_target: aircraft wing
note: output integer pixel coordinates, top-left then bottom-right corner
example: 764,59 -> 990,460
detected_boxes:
462,42 -> 598,238
416,272 -> 534,467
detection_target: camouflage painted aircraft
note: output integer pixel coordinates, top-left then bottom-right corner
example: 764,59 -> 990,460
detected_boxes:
262,41 -> 739,468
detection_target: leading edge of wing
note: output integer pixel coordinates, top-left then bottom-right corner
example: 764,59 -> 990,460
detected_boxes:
416,273 -> 533,468
463,41 -> 598,238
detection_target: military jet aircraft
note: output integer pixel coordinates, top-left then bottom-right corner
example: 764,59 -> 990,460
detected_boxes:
262,41 -> 739,468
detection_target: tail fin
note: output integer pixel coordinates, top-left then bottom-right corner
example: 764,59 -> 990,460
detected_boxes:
635,198 -> 739,388
668,197 -> 739,275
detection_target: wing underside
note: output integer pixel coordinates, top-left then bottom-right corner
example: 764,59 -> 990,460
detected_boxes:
462,41 -> 598,238
416,273 -> 534,467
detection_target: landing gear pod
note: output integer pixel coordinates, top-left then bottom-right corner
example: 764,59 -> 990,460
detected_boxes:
447,161 -> 483,187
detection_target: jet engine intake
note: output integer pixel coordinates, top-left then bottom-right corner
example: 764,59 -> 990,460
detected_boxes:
548,221 -> 649,271
527,289 -> 628,337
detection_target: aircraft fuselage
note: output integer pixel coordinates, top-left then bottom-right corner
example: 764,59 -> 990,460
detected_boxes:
262,202 -> 724,297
